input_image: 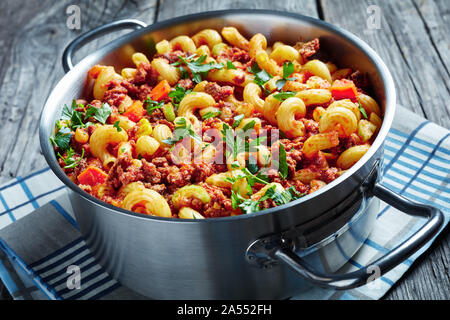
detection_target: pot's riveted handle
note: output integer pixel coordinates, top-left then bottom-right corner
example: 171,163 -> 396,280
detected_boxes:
62,19 -> 148,73
248,183 -> 444,290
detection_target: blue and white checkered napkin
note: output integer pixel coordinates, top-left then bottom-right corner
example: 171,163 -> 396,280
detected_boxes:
0,106 -> 448,300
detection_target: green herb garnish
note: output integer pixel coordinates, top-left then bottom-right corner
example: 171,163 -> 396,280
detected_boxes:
277,144 -> 289,179
92,103 -> 112,124
273,91 -> 296,101
144,98 -> 164,115
275,62 -> 296,90
168,84 -> 192,106
58,147 -> 85,169
232,114 -> 245,128
231,184 -> 305,214
113,121 -> 123,132
50,127 -> 73,151
226,60 -> 237,70
173,55 -> 224,83
201,110 -> 222,120
242,120 -> 256,131
248,62 -> 273,88
162,117 -> 202,145
358,101 -> 368,119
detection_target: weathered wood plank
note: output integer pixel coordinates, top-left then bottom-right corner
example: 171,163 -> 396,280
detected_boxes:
319,0 -> 450,129
0,0 -> 157,185
384,228 -> 450,300
320,0 -> 449,300
156,0 -> 319,21
412,0 -> 450,83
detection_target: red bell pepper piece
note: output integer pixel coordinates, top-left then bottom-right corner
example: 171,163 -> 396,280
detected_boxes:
77,166 -> 108,186
330,79 -> 358,102
88,65 -> 104,79
149,79 -> 171,101
149,80 -> 170,101
123,100 -> 145,122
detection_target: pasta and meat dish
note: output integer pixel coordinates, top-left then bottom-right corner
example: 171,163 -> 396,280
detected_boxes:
50,27 -> 383,219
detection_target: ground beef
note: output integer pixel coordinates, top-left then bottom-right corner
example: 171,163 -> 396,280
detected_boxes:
201,184 -> 234,218
120,80 -> 140,98
103,82 -> 127,108
221,47 -> 252,64
204,82 -> 234,101
145,183 -> 167,194
302,152 -> 329,169
191,163 -> 216,182
164,165 -> 193,187
302,119 -> 319,136
350,70 -> 370,92
177,78 -> 194,89
154,50 -> 186,64
106,155 -> 145,189
296,38 -> 320,62
136,84 -> 154,101
145,109 -> 165,122
152,157 -> 169,168
132,62 -> 158,86
321,167 -> 339,183
141,159 -> 162,184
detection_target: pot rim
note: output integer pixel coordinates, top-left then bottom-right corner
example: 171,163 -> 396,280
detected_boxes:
39,9 -> 396,224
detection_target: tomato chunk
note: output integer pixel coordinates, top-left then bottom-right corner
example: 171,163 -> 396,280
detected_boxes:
330,79 -> 358,102
77,166 -> 108,186
149,79 -> 171,101
123,100 -> 145,122
88,65 -> 104,79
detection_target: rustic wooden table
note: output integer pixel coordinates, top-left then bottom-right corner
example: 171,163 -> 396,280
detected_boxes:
0,0 -> 448,300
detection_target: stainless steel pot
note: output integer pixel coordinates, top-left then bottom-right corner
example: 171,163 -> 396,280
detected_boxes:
39,10 -> 444,299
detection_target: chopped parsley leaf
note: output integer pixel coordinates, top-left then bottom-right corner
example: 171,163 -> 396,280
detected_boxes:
162,117 -> 202,145
226,60 -> 237,70
275,62 -> 296,91
82,103 -> 112,125
144,98 -> 164,115
168,84 -> 191,106
57,147 -> 85,169
242,119 -> 256,131
277,144 -> 289,179
247,61 -> 272,88
232,114 -> 245,128
173,55 -> 224,84
50,127 -> 73,151
273,91 -> 296,101
358,101 -> 368,119
92,103 -> 112,124
113,121 -> 123,132
201,110 -> 222,120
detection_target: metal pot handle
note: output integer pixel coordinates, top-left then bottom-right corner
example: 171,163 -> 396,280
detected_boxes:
62,19 -> 148,73
247,182 -> 444,290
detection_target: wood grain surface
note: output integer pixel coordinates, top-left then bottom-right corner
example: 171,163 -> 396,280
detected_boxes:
0,0 -> 448,300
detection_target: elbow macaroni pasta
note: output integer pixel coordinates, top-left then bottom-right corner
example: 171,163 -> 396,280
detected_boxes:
89,125 -> 128,167
52,26 -> 383,219
122,189 -> 172,218
221,27 -> 249,50
276,97 -> 306,138
192,29 -> 222,49
151,58 -> 181,85
177,92 -> 216,117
